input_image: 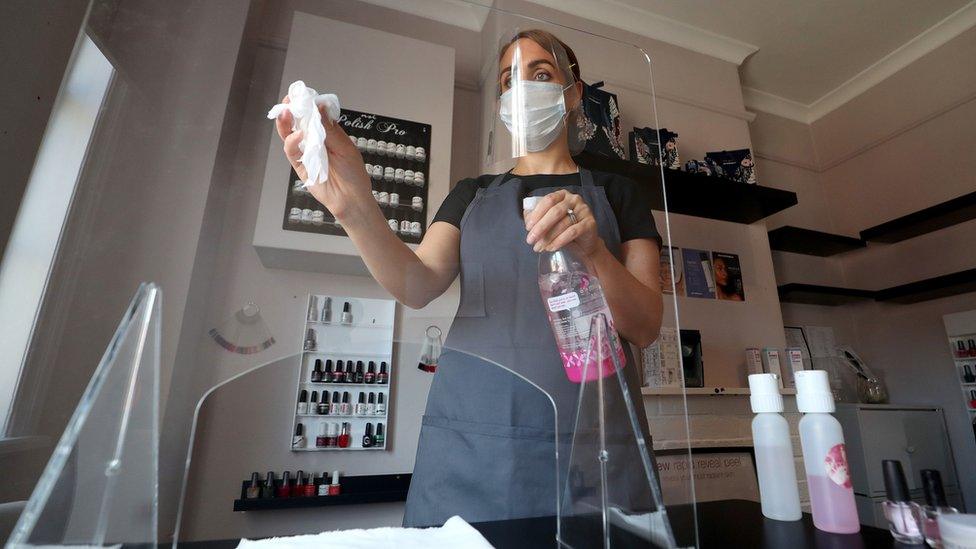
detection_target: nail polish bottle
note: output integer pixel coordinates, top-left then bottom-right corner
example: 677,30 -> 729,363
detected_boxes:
912,469 -> 959,547
318,391 -> 330,415
340,392 -> 351,415
375,423 -> 385,446
330,391 -> 341,415
378,362 -> 389,384
376,392 -> 386,415
320,297 -> 332,323
316,423 -> 328,448
330,360 -> 341,383
292,470 -> 306,497
969,390 -> 976,409
297,390 -> 309,415
356,392 -> 367,415
303,473 -> 316,497
365,361 -> 376,384
882,460 -> 923,544
355,361 -> 365,383
957,340 -> 968,358
324,359 -> 334,383
318,472 -> 330,496
326,422 -> 338,447
341,302 -> 353,324
246,472 -> 261,499
963,364 -> 976,383
262,471 -> 275,499
969,339 -> 976,357
328,470 -> 341,495
311,359 -> 323,382
292,423 -> 306,449
366,392 -> 376,415
277,471 -> 292,498
344,361 -> 355,383
338,423 -> 351,448
309,391 -> 318,414
308,296 -> 318,322
304,328 -> 316,351
362,423 -> 374,448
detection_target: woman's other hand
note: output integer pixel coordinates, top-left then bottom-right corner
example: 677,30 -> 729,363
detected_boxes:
524,189 -> 605,257
274,96 -> 373,221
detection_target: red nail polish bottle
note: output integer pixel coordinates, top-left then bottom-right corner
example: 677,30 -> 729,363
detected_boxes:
276,471 -> 291,498
377,362 -> 389,385
338,422 -> 351,448
316,423 -> 328,448
328,470 -> 341,496
291,470 -> 305,497
303,474 -> 316,497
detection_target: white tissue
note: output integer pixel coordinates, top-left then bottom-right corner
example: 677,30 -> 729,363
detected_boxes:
267,80 -> 341,187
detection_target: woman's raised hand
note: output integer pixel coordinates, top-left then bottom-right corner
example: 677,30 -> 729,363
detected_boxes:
274,96 -> 373,221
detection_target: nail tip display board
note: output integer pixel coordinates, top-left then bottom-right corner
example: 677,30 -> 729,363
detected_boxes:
291,294 -> 396,452
282,109 -> 432,245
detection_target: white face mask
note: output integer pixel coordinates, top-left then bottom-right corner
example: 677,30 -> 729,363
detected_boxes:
499,81 -> 570,153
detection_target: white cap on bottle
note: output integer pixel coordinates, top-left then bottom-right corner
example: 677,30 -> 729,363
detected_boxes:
331,470 -> 341,485
748,373 -> 783,413
794,370 -> 835,413
523,196 -> 540,212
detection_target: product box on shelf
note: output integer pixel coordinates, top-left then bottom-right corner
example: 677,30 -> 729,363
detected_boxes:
628,127 -> 679,169
704,149 -> 758,184
642,327 -> 682,388
576,81 -> 626,160
292,294 -> 395,452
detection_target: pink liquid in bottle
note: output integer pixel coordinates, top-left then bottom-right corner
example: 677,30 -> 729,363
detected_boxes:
525,198 -> 625,383
807,475 -> 860,533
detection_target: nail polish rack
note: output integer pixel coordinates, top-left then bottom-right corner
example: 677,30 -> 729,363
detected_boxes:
292,294 -> 396,452
282,108 -> 431,245
947,333 -> 976,415
234,472 -> 411,511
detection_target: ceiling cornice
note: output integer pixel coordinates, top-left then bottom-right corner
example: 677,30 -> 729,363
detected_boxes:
745,0 -> 976,124
523,0 -> 759,65
358,0 -> 490,32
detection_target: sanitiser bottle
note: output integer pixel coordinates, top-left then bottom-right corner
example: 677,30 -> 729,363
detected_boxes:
796,370 -> 860,533
749,373 -> 802,521
524,196 -> 625,382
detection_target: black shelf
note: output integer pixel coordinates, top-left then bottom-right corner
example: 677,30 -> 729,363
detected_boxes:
574,151 -> 798,224
768,226 -> 865,256
234,473 -> 410,512
859,191 -> 976,243
875,268 -> 976,304
778,283 -> 877,306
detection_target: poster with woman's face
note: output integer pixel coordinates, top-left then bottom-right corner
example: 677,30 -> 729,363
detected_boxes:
712,252 -> 745,301
659,246 -> 684,295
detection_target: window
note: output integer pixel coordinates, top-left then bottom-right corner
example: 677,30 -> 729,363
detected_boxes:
0,35 -> 114,433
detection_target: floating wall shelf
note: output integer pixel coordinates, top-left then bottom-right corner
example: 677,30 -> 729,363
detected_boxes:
768,226 -> 865,257
574,152 -> 798,225
234,473 -> 410,511
874,268 -> 976,304
778,283 -> 877,306
859,191 -> 976,243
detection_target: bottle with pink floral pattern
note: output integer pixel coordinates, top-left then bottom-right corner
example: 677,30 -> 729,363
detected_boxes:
525,196 -> 625,383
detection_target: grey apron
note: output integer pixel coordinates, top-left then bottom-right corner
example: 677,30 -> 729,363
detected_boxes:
402,168 -> 654,527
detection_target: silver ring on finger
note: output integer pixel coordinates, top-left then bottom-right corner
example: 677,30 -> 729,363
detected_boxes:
567,208 -> 579,225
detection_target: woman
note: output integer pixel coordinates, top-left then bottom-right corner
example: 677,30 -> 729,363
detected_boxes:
275,29 -> 663,526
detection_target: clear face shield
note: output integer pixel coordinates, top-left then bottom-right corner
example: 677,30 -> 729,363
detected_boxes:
489,31 -> 583,169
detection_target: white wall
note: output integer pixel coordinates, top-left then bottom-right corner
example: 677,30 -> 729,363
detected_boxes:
755,25 -> 976,508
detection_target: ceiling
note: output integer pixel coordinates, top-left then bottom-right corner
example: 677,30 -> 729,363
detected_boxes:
361,0 -> 976,123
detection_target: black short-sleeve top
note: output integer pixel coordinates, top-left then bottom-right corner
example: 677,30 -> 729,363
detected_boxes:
432,170 -> 661,246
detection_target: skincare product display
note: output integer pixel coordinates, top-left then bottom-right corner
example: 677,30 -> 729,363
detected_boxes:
749,374 -> 802,522
294,294 -> 395,451
641,327 -> 681,388
881,460 -> 923,544
282,108 -> 431,243
795,370 -> 860,534
947,334 -> 976,418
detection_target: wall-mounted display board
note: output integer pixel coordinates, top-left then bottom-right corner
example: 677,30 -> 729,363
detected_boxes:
282,109 -> 431,245
291,294 -> 395,452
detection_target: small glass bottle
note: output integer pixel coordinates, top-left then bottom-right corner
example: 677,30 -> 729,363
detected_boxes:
881,460 -> 923,544
912,469 -> 958,548
246,472 -> 261,499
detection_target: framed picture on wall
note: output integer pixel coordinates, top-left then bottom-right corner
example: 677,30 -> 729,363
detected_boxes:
712,251 -> 744,302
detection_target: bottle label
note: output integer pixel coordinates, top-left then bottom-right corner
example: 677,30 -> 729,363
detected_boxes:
547,292 -> 581,312
824,443 -> 852,489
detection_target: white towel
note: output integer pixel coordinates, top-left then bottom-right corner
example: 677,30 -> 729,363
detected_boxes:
267,80 -> 341,187
236,515 -> 494,549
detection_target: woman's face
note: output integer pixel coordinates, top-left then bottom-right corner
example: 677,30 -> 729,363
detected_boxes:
499,39 -> 581,111
713,257 -> 728,286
